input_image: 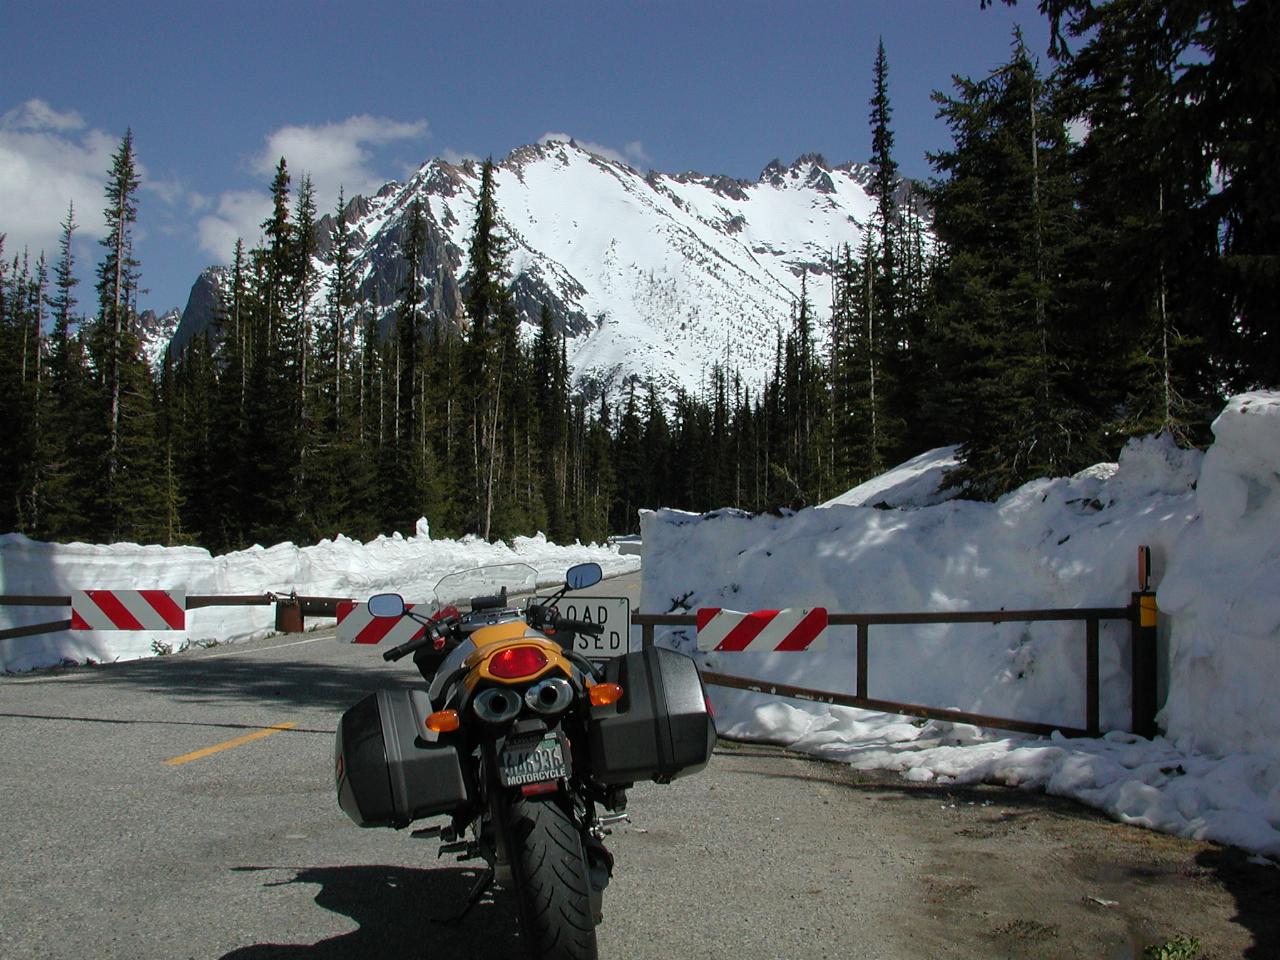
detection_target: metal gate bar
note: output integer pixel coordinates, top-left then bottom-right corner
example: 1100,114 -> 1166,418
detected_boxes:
635,600 -> 1145,739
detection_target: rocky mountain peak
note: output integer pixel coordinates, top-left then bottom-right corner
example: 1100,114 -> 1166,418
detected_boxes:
169,140 -> 928,397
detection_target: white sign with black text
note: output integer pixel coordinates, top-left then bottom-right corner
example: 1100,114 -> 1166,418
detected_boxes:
546,596 -> 631,660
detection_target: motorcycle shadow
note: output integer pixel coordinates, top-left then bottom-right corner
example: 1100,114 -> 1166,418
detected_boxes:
221,864 -> 522,959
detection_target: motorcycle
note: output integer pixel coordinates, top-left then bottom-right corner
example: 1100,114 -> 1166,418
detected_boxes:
334,562 -> 715,960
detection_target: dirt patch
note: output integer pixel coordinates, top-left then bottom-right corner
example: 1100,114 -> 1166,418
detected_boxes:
714,741 -> 1279,959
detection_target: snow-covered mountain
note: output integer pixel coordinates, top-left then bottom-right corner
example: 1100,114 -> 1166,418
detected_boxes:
137,308 -> 181,373
173,139 -> 909,396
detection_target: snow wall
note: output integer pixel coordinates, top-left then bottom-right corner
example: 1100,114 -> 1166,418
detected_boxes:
0,520 -> 639,673
642,392 -> 1280,762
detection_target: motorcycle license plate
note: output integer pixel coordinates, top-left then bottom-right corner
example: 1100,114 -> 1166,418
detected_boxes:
499,732 -> 567,787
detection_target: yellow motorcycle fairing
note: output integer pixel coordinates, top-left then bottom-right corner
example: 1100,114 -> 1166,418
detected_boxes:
461,619 -> 576,691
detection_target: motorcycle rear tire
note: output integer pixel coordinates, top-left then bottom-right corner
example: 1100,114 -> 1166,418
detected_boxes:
506,795 -> 599,960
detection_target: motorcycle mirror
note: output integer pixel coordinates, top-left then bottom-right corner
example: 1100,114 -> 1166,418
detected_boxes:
564,562 -> 603,591
367,593 -> 406,618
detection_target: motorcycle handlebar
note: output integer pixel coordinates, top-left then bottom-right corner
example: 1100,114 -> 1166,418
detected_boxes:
553,616 -> 604,637
383,625 -> 440,662
382,638 -> 419,661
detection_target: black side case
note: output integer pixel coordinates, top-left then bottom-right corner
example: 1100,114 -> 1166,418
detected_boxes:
587,646 -> 716,785
335,689 -> 469,827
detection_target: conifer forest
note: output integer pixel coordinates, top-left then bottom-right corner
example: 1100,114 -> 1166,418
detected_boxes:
1,1 -> 1275,553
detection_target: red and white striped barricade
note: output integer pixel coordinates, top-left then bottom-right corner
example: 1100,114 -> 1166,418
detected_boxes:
336,600 -> 426,646
70,590 -> 186,630
695,607 -> 828,652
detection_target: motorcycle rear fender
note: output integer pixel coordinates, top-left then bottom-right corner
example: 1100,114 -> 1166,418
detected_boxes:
462,626 -> 579,692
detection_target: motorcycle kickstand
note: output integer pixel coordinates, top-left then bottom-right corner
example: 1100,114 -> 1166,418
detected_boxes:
436,866 -> 495,926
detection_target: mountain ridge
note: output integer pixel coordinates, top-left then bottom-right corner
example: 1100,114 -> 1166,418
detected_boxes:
169,140 -> 923,396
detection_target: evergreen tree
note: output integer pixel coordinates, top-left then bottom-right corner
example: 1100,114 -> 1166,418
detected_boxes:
205,240 -> 252,550
323,188 -> 356,427
869,38 -> 900,340
926,32 -> 1088,499
611,382 -> 646,532
0,243 -> 38,531
381,196 -> 431,533
293,174 -> 321,504
1200,1 -> 1280,389
38,204 -> 95,538
461,158 -> 517,539
991,0 -> 1278,395
1059,0 -> 1219,441
238,161 -> 303,544
531,303 -> 571,540
93,129 -> 141,492
830,241 -> 888,484
640,381 -> 672,512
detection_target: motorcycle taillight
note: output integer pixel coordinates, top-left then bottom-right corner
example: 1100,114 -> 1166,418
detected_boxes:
489,645 -> 549,679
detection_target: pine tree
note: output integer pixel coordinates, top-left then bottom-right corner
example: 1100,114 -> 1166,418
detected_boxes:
830,242 -> 887,484
0,242 -> 38,531
205,240 -> 251,550
1058,1 -> 1218,442
293,174 -> 320,506
1200,1 -> 1280,389
926,31 -> 1087,499
93,129 -> 141,494
238,162 -> 303,544
380,196 -> 431,533
37,203 -> 95,539
461,158 -> 516,539
324,189 -> 356,427
869,38 -> 900,342
992,0 -> 1278,398
612,382 -> 646,532
532,303 -> 570,540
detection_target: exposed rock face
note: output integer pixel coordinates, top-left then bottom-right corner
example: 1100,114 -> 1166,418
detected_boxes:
171,141 -> 928,396
169,267 -> 228,356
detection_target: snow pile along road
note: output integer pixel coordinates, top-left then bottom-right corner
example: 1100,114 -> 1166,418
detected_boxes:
642,392 -> 1280,858
0,520 -> 638,674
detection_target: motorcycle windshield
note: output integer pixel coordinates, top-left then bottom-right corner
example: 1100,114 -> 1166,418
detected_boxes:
431,563 -> 540,609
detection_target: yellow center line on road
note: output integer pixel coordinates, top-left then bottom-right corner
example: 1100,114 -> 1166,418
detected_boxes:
163,722 -> 297,766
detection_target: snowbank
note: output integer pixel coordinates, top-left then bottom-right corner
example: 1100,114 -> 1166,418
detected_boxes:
1159,393 -> 1280,759
642,392 -> 1280,857
0,519 -> 639,673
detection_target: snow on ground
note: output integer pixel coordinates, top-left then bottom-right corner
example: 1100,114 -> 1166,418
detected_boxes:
643,392 -> 1280,858
0,519 -> 638,674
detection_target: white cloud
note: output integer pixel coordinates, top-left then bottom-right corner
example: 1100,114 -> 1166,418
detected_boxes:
2,99 -> 86,133
144,175 -> 187,207
0,99 -> 125,256
192,114 -> 429,261
196,189 -> 273,261
538,132 -> 651,169
251,114 -> 428,212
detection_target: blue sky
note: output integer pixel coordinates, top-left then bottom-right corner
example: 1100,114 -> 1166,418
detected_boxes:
1,0 -> 1049,315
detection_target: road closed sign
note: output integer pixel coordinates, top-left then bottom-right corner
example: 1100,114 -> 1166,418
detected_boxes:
549,596 -> 631,659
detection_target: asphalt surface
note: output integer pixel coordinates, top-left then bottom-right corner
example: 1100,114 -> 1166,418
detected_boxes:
2,570 -> 1274,959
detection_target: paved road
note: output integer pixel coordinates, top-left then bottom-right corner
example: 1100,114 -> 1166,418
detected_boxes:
1,570 -> 1274,959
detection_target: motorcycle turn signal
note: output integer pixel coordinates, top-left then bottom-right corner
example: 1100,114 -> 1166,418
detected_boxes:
425,709 -> 461,733
588,683 -> 624,707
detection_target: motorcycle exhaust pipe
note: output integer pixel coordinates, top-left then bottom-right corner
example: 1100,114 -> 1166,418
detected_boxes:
472,687 -> 523,724
525,677 -> 574,715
